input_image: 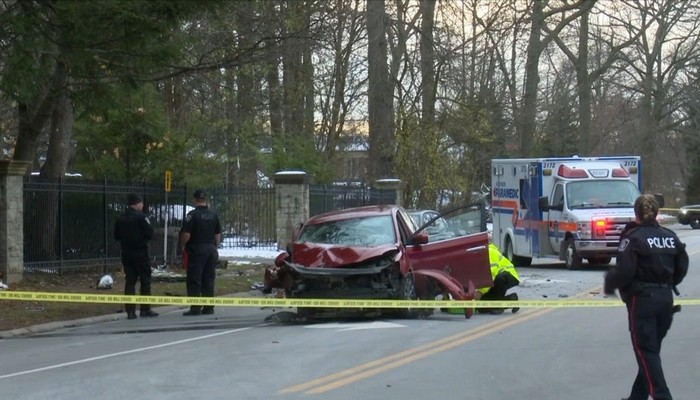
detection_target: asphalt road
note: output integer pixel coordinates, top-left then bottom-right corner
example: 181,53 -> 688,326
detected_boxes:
1,224 -> 698,400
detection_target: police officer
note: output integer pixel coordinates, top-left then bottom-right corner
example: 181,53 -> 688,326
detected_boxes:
179,189 -> 222,316
114,193 -> 158,319
604,194 -> 688,400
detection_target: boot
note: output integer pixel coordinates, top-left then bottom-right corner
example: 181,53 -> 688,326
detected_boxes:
125,305 -> 137,320
183,307 -> 202,316
507,293 -> 519,314
202,306 -> 214,315
140,310 -> 159,317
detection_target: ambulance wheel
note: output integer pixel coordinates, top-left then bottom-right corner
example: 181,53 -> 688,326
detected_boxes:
515,255 -> 532,266
504,237 -> 532,266
587,257 -> 611,266
565,241 -> 583,270
505,237 -> 516,263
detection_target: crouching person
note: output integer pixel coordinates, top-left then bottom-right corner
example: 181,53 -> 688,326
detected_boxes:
476,236 -> 520,314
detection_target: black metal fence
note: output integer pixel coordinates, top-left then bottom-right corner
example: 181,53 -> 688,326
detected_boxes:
23,177 -> 276,274
22,178 -> 397,274
309,184 -> 396,216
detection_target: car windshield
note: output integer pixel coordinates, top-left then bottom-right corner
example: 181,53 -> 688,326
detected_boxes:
566,180 -> 640,209
297,215 -> 396,246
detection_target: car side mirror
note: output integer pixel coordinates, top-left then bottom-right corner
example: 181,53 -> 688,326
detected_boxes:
411,231 -> 429,245
274,251 -> 289,268
538,196 -> 550,211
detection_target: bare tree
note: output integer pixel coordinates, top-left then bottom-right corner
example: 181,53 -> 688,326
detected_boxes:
316,0 -> 366,164
517,0 -> 592,156
613,0 -> 700,190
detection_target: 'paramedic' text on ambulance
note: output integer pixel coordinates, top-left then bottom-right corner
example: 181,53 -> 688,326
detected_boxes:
490,156 -> 654,270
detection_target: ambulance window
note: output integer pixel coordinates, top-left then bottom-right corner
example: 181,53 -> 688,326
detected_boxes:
553,184 -> 564,206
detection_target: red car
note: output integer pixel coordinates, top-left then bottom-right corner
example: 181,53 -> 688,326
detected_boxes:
264,203 -> 492,318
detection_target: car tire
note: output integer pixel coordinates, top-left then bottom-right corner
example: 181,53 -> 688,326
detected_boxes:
399,272 -> 424,319
690,216 -> 700,229
565,240 -> 583,270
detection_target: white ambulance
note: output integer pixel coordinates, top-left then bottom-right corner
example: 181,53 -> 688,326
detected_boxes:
491,156 -> 647,269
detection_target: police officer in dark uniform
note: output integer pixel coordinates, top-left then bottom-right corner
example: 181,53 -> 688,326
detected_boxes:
604,194 -> 688,400
114,193 -> 159,319
179,189 -> 221,316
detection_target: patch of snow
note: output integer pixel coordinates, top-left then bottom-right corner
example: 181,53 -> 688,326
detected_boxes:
218,247 -> 282,259
274,170 -> 307,175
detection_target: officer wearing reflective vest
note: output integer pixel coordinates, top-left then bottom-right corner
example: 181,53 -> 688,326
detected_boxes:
604,194 -> 688,400
476,232 -> 520,314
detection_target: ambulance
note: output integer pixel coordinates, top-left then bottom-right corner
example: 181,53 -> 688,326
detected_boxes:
491,156 -> 645,269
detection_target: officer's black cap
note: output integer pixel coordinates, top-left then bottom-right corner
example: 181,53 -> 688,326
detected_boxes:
127,193 -> 143,205
193,189 -> 206,200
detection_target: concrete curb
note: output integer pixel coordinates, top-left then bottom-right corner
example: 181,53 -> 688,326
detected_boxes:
0,290 -> 263,339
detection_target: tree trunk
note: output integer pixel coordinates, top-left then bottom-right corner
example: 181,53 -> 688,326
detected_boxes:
13,57 -> 68,163
283,1 -> 305,141
420,0 -> 436,125
32,91 -> 75,262
367,0 -> 394,180
236,1 -> 258,187
577,7 -> 592,155
517,0 -> 544,157
418,0 -> 437,207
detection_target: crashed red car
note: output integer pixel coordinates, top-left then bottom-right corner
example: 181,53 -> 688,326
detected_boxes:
263,203 -> 492,318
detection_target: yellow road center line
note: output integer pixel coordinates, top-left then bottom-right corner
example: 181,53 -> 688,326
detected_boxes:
281,287 -> 604,395
305,308 -> 553,395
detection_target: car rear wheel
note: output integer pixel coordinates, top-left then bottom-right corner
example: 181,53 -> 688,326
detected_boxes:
565,240 -> 583,270
690,216 -> 700,229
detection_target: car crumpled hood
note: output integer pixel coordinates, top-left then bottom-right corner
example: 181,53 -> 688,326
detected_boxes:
290,242 -> 399,268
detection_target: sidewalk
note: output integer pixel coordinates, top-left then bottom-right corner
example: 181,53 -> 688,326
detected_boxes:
0,289 -> 264,339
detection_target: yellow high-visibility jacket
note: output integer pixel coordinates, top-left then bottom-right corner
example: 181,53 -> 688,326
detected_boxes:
477,243 -> 520,295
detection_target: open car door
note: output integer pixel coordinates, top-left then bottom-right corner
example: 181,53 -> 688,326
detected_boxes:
402,203 -> 492,293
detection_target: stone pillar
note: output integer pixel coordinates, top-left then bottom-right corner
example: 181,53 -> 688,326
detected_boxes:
0,160 -> 32,285
273,171 -> 310,252
374,178 -> 405,207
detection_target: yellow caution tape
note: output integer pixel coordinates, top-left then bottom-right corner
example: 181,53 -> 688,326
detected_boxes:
1,291 -> 699,308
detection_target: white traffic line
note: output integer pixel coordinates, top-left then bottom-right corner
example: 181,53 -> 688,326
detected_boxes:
0,327 -> 251,380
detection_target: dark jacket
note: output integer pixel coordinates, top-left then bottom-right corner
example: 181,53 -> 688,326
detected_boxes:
604,221 -> 688,301
114,207 -> 154,252
181,205 -> 221,249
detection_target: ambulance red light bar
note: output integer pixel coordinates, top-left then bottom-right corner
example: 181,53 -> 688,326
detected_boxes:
612,168 -> 629,177
557,165 -> 588,178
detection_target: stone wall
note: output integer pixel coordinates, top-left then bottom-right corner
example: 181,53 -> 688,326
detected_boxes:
273,171 -> 310,251
0,161 -> 31,284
